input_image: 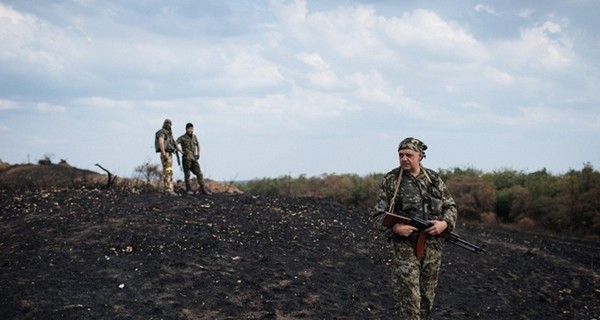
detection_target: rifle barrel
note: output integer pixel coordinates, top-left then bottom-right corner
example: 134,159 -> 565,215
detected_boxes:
447,236 -> 486,253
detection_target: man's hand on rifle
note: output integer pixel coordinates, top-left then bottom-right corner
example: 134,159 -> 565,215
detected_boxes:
392,224 -> 418,237
382,212 -> 486,254
424,220 -> 448,236
391,219 -> 448,237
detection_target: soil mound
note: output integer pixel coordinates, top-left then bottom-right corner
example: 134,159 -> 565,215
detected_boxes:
0,164 -> 103,189
0,163 -> 242,194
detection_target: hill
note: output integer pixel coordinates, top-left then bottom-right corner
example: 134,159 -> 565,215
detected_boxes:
0,165 -> 599,319
0,163 -> 102,189
0,163 -> 241,194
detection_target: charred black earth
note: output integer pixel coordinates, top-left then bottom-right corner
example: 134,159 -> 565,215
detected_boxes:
1,188 -> 599,319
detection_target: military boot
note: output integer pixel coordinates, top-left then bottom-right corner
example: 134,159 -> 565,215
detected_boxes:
185,181 -> 194,195
199,182 -> 212,195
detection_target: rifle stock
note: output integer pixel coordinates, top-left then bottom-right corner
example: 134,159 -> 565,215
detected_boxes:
382,212 -> 486,254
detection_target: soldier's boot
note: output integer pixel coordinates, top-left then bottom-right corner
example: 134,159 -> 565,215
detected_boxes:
165,189 -> 179,197
185,181 -> 193,195
199,181 -> 212,195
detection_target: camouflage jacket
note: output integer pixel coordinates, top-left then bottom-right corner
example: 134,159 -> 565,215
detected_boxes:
370,166 -> 458,243
176,133 -> 199,160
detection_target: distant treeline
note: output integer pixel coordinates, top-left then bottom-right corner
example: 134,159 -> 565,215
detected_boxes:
235,163 -> 600,239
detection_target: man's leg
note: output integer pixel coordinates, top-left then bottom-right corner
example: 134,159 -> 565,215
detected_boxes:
183,158 -> 193,194
161,153 -> 176,195
191,160 -> 210,194
391,241 -> 422,320
419,247 -> 443,319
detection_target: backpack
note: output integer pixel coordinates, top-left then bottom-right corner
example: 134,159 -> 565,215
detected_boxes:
154,130 -> 162,153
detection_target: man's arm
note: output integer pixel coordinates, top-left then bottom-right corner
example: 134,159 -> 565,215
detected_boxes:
158,136 -> 167,157
426,169 -> 458,233
370,173 -> 398,239
438,178 -> 458,233
194,135 -> 200,159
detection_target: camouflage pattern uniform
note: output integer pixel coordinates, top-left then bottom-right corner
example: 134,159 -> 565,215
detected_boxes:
371,139 -> 457,320
156,119 -> 177,194
176,126 -> 210,194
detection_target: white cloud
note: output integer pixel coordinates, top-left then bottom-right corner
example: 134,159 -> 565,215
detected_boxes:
483,66 -> 514,85
519,105 -> 566,124
0,4 -> 70,75
349,70 -> 393,104
218,45 -> 285,90
382,9 -> 488,61
460,101 -> 484,111
271,0 -> 308,24
274,3 -> 391,61
35,103 -> 67,113
307,71 -> 338,88
76,97 -> 141,109
516,8 -> 535,19
495,20 -> 574,70
474,4 -> 497,15
0,99 -> 16,110
296,52 -> 329,70
517,105 -> 597,130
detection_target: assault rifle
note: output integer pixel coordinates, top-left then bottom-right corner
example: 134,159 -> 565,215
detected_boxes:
382,212 -> 486,254
175,150 -> 182,172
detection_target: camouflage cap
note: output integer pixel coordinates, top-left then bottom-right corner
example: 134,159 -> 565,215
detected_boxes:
398,137 -> 427,153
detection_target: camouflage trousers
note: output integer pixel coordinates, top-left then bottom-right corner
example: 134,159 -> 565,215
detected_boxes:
182,158 -> 205,191
160,152 -> 174,191
390,238 -> 443,320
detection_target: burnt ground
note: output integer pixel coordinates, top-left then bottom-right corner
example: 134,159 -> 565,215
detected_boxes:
0,175 -> 599,319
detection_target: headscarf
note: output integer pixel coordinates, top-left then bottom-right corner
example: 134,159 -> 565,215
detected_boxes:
398,137 -> 427,158
163,119 -> 172,131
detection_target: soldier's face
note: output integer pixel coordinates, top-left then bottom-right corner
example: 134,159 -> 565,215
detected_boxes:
398,149 -> 421,172
186,127 -> 193,134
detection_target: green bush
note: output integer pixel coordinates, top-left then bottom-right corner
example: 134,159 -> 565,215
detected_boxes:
237,164 -> 600,239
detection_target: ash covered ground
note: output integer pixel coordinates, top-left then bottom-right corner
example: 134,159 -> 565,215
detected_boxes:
0,170 -> 599,319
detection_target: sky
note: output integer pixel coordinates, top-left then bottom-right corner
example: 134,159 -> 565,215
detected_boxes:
1,0 -> 599,181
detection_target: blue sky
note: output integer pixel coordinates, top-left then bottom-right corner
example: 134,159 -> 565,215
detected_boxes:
1,0 -> 599,181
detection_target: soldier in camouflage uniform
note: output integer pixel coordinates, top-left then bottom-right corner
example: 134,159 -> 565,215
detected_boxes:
370,137 -> 458,320
156,119 -> 179,196
176,123 -> 211,195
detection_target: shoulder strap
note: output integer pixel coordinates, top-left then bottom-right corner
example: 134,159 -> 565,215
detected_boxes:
388,168 -> 403,213
421,166 -> 433,185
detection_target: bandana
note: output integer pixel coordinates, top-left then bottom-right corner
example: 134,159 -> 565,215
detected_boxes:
163,119 -> 172,130
398,137 -> 427,153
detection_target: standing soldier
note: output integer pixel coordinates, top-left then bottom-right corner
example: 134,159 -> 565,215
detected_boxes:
155,119 -> 179,196
176,122 -> 211,195
370,137 -> 458,319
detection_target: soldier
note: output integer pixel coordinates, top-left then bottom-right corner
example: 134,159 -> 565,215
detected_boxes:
176,122 -> 211,195
370,137 -> 458,319
155,119 -> 179,196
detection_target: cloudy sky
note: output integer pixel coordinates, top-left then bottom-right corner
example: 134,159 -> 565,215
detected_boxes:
1,0 -> 599,181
